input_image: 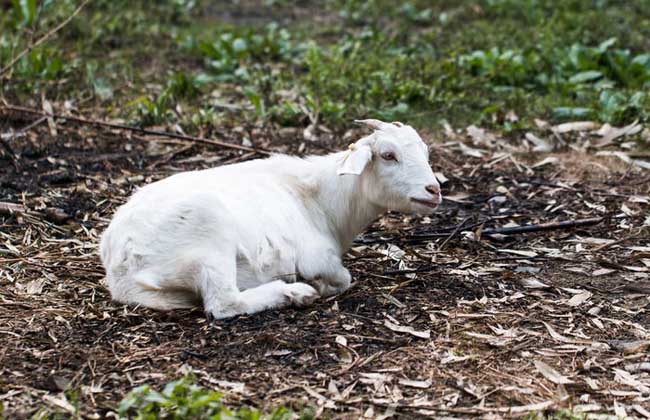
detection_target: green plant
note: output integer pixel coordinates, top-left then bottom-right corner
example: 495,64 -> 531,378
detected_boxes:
12,0 -> 39,27
118,376 -> 311,420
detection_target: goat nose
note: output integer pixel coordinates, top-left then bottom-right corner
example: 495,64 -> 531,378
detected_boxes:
425,184 -> 440,195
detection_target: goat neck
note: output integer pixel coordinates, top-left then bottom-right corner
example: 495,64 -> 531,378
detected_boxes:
306,152 -> 384,252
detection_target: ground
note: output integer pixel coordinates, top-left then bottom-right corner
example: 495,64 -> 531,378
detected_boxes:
1,112 -> 649,418
1,0 -> 650,419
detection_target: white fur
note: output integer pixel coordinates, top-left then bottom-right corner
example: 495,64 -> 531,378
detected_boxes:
100,120 -> 441,319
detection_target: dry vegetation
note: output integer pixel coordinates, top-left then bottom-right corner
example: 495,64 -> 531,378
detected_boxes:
1,111 -> 649,418
1,0 -> 650,419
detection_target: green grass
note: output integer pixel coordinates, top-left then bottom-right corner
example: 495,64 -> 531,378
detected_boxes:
2,0 -> 649,133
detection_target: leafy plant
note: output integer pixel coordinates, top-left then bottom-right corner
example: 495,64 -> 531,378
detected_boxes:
118,376 -> 311,420
12,0 -> 39,27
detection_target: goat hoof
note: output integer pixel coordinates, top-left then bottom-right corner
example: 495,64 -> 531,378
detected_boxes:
284,282 -> 319,307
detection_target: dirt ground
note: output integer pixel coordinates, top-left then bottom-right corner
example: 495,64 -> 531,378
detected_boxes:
1,111 -> 649,419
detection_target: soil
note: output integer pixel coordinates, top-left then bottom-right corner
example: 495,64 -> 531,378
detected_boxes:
1,113 -> 649,418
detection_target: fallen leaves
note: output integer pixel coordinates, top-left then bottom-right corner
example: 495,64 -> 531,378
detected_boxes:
553,121 -> 599,134
383,320 -> 430,339
2,111 -> 649,419
533,360 -> 574,384
566,290 -> 592,307
607,340 -> 650,355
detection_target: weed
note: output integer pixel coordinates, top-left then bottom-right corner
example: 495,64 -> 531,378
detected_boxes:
118,376 -> 313,420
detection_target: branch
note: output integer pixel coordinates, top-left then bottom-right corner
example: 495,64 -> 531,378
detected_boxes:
437,216 -> 472,250
481,217 -> 604,236
0,202 -> 70,224
0,103 -> 270,155
0,0 -> 91,76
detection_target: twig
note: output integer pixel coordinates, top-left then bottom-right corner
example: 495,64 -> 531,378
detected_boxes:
481,217 -> 604,236
354,219 -> 488,246
0,201 -> 70,223
0,202 -> 26,215
0,0 -> 91,76
438,216 -> 472,250
0,103 -> 270,155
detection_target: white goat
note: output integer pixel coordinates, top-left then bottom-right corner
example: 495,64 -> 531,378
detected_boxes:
100,119 -> 442,319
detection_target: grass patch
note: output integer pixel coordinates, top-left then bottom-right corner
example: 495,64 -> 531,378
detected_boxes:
118,376 -> 311,420
22,377 -> 312,419
2,0 -> 649,132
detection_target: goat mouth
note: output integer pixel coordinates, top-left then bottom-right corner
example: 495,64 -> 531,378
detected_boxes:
410,197 -> 440,208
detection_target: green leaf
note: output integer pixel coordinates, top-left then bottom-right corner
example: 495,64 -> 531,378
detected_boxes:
232,38 -> 248,55
552,107 -> 594,120
568,70 -> 603,84
18,0 -> 37,26
597,37 -> 617,53
244,87 -> 265,117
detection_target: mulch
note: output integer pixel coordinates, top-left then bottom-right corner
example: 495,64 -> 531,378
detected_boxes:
1,109 -> 649,419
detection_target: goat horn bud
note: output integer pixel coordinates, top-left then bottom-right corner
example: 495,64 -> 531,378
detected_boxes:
354,119 -> 390,131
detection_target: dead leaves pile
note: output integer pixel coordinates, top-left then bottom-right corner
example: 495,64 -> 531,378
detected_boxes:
1,113 -> 649,418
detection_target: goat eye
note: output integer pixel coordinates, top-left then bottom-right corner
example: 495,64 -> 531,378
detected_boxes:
381,152 -> 397,161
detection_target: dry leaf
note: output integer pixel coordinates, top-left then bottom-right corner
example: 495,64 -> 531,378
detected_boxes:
519,277 -> 551,289
566,291 -> 592,307
264,349 -> 292,357
624,362 -> 650,373
42,394 -> 75,413
532,157 -> 560,168
467,125 -> 496,146
543,322 -> 578,343
608,340 -> 650,354
500,249 -> 538,258
398,379 -> 432,389
633,405 -> 650,419
553,121 -> 599,133
525,132 -> 553,152
25,278 -> 45,295
533,360 -> 574,384
596,151 -> 650,169
465,332 -> 513,347
383,320 -> 430,339
614,369 -> 650,393
595,120 -> 642,147
592,268 -> 616,276
458,142 -> 486,158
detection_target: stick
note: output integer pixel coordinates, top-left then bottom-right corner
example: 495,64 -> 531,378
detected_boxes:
0,0 -> 91,76
0,201 -> 71,223
0,202 -> 26,215
438,216 -> 472,250
481,217 -> 604,236
0,103 -> 270,155
354,219 -> 489,246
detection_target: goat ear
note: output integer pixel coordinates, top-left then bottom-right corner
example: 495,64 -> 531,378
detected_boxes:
337,144 -> 372,176
354,119 -> 391,131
